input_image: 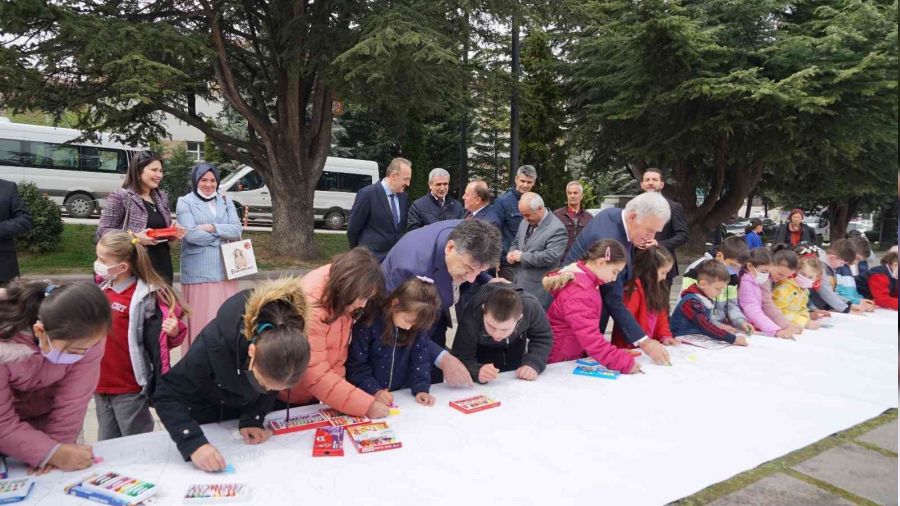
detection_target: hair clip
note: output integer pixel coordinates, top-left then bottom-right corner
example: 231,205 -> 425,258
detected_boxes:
255,322 -> 275,335
44,284 -> 58,296
416,276 -> 435,284
604,247 -> 611,261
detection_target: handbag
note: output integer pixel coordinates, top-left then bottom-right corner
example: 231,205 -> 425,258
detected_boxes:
219,195 -> 257,279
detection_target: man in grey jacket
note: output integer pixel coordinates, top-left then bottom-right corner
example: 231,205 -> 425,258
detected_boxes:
505,192 -> 568,308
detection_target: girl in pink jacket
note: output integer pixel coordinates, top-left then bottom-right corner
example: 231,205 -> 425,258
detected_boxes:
737,247 -> 797,339
0,281 -> 111,475
545,239 -> 641,374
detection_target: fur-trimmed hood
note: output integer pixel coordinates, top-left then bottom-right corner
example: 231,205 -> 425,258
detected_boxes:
242,277 -> 308,340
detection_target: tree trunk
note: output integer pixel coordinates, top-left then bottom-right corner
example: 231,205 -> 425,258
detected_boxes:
744,190 -> 753,218
828,198 -> 860,244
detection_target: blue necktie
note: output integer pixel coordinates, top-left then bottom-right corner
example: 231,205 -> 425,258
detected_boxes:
389,194 -> 400,228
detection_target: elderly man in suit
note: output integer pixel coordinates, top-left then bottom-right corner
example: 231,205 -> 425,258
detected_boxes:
506,192 -> 568,308
564,191 -> 672,366
461,180 -> 501,229
347,157 -> 412,261
0,179 -> 33,285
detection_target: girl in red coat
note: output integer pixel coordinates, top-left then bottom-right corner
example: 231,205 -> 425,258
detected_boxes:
612,246 -> 678,349
545,239 -> 641,374
860,251 -> 898,310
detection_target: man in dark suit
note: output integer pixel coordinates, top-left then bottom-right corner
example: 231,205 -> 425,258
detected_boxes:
347,157 -> 412,261
381,219 -> 501,386
637,168 -> 689,295
0,179 -> 33,285
564,191 -> 672,366
406,168 -> 466,231
461,180 -> 501,229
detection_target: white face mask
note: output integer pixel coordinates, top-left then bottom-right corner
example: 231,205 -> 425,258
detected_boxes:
198,189 -> 218,200
754,271 -> 770,285
93,260 -> 122,280
891,267 -> 898,279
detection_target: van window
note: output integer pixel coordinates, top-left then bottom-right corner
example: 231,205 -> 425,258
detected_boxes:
81,146 -> 128,173
0,138 -> 24,166
233,171 -> 265,191
316,171 -> 372,193
30,141 -> 79,169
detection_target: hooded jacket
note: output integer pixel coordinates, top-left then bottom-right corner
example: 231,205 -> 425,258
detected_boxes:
545,262 -> 635,373
345,317 -> 433,396
450,283 -> 553,381
153,278 -> 308,461
856,265 -> 898,310
670,284 -> 738,343
771,277 -> 811,327
681,254 -> 749,329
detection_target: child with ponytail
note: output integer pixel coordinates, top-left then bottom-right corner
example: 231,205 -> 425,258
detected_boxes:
0,281 -> 111,475
94,231 -> 189,440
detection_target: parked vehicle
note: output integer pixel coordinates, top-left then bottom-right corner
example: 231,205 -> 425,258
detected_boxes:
804,215 -> 830,243
0,118 -> 141,218
219,157 -> 379,230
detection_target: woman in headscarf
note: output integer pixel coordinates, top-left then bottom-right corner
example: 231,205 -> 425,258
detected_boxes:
176,162 -> 242,350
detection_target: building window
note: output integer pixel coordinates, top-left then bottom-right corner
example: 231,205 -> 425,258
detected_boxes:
186,141 -> 205,161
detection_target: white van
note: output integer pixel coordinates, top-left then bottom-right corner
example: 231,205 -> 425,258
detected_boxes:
0,118 -> 140,218
219,157 -> 379,229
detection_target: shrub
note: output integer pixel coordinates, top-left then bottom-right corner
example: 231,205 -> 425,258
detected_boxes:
15,182 -> 64,254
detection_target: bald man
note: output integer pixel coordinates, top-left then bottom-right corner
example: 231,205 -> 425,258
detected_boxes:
506,192 -> 568,308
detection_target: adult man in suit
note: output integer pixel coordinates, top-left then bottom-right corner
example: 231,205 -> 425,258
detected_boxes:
381,219 -> 501,385
506,192 -> 568,308
0,179 -> 33,285
564,191 -> 672,366
461,180 -> 501,229
347,157 -> 412,261
637,168 -> 689,295
406,168 -> 466,231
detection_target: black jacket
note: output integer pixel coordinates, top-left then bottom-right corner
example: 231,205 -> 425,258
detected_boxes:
772,223 -> 817,248
407,193 -> 465,231
153,290 -> 275,460
656,197 -> 689,278
347,182 -> 410,260
0,179 -> 33,283
451,283 -> 553,381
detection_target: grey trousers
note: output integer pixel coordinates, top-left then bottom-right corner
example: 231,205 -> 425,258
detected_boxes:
94,392 -> 155,441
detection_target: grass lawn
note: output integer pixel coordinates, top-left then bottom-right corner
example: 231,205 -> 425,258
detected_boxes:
19,224 -> 349,275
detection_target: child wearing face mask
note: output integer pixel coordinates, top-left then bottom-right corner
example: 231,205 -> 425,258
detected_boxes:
822,239 -> 875,311
795,243 -> 865,316
681,236 -> 754,335
738,248 -> 798,339
94,231 -> 189,440
0,281 -> 111,476
855,251 -> 898,310
545,239 -> 641,374
346,278 -> 441,405
451,284 -> 554,384
771,247 -> 821,330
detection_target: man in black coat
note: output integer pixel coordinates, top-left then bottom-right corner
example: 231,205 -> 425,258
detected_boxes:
406,168 -> 466,231
636,168 -> 689,296
347,157 -> 412,261
0,179 -> 33,285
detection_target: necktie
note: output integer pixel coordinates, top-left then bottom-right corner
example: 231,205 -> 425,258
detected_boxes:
437,198 -> 444,208
524,224 -> 535,244
389,194 -> 400,228
452,281 -> 461,305
465,211 -> 473,220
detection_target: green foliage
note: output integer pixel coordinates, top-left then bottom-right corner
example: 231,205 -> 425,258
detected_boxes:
15,182 -> 63,254
158,144 -> 196,208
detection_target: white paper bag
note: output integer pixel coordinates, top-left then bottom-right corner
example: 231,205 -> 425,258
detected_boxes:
221,239 -> 258,280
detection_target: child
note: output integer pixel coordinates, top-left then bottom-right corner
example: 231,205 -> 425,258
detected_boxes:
451,284 -> 554,383
0,281 -> 111,475
848,235 -> 874,275
856,251 -> 898,310
737,248 -> 797,339
611,246 -> 678,348
744,218 -> 764,249
826,239 -> 875,310
544,239 -> 641,374
796,243 -> 864,315
346,277 -> 441,406
682,236 -> 754,334
94,231 -> 188,440
153,278 -> 311,472
771,248 -> 820,330
671,260 -> 749,345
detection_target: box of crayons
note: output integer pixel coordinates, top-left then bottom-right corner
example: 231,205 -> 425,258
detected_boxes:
65,472 -> 158,506
266,411 -> 331,435
573,358 -> 620,380
183,483 -> 251,503
0,478 -> 34,505
312,426 -> 345,457
449,394 -> 501,414
319,408 -> 370,427
346,422 -> 402,454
